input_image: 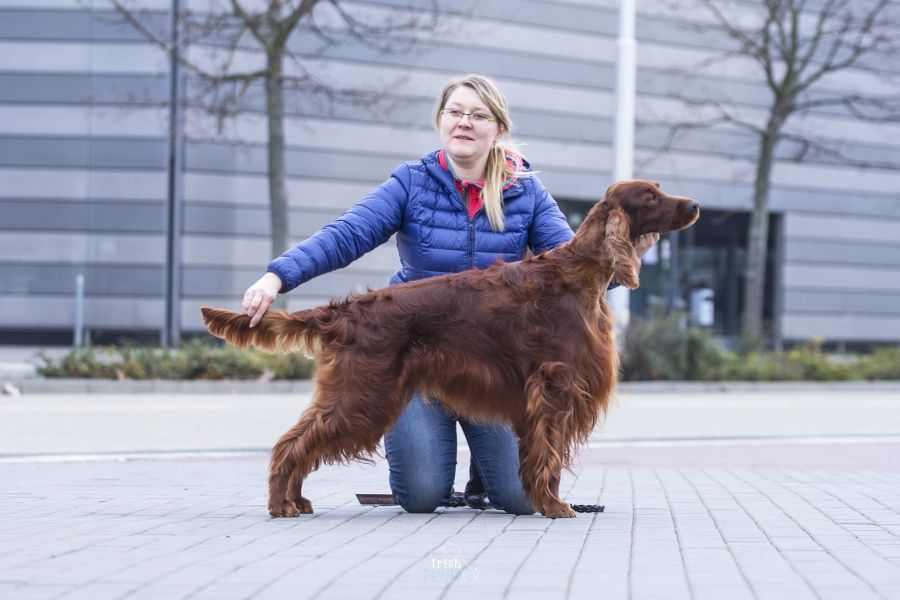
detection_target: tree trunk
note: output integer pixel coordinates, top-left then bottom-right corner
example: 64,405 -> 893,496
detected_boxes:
265,51 -> 289,308
741,123 -> 779,349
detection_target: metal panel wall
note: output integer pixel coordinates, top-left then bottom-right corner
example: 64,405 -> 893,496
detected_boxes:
1,0 -> 898,343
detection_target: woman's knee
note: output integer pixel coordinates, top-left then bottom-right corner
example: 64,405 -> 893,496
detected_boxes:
494,496 -> 536,516
385,394 -> 457,514
488,483 -> 536,516
392,477 -> 448,513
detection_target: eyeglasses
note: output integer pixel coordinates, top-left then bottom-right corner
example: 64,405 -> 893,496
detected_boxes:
440,108 -> 497,124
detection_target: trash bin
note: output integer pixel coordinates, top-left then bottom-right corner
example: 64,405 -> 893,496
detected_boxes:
690,287 -> 715,327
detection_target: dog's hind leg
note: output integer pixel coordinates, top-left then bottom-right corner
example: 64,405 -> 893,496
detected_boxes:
517,363 -> 580,518
267,373 -> 408,518
268,419 -> 316,517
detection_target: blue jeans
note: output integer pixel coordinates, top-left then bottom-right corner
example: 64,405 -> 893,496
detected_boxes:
384,393 -> 535,515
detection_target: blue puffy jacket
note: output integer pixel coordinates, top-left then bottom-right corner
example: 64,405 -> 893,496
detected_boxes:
267,149 -> 578,292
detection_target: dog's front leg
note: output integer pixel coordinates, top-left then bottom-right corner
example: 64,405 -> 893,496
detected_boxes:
516,424 -> 574,518
541,470 -> 575,519
517,431 -> 575,519
518,364 -> 578,518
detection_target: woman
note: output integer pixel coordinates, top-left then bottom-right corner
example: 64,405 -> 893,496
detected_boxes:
242,74 -> 659,515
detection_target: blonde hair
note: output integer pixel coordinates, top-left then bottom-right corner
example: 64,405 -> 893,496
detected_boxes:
434,74 -> 532,232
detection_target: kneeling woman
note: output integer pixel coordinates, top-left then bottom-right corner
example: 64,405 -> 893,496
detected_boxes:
240,73 -> 658,514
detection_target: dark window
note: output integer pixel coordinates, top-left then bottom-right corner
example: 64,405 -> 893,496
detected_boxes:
555,199 -> 780,341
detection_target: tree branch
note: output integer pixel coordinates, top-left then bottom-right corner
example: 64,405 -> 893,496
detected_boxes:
794,0 -> 842,76
228,0 -> 271,45
323,0 -> 438,54
779,130 -> 899,170
795,0 -> 891,93
110,1 -> 268,83
272,0 -> 321,51
699,0 -> 777,89
793,93 -> 900,122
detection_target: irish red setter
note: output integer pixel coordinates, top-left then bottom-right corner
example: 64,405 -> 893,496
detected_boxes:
201,180 -> 699,518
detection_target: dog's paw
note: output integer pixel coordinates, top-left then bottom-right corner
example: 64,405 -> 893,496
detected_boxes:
268,495 -> 315,517
542,502 -> 576,519
269,498 -> 313,518
296,496 -> 314,514
268,500 -> 298,517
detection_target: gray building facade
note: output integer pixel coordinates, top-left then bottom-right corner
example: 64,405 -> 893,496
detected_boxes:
1,0 -> 899,346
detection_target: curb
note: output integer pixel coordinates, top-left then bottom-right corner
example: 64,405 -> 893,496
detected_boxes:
6,378 -> 315,394
4,378 -> 900,394
615,380 -> 900,393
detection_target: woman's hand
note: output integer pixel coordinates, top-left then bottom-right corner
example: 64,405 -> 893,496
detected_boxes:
635,232 -> 660,259
242,272 -> 283,328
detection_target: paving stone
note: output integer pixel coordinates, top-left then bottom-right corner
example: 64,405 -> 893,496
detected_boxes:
1,452 -> 899,599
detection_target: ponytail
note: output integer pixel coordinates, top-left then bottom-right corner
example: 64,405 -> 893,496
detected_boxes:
482,142 -> 534,232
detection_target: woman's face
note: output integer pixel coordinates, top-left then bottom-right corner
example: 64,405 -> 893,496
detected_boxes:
438,86 -> 503,169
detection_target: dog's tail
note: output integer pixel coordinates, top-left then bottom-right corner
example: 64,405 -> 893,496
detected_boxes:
200,307 -> 321,355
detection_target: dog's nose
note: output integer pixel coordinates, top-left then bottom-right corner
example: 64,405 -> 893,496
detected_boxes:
687,201 -> 699,214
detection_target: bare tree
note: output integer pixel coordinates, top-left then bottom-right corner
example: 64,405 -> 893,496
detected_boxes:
643,0 -> 900,348
106,0 -> 441,265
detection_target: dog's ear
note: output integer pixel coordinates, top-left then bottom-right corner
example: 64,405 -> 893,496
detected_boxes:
603,207 -> 640,289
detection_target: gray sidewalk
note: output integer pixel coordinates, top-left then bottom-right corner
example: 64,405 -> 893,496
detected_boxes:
2,452 -> 899,600
1,386 -> 899,599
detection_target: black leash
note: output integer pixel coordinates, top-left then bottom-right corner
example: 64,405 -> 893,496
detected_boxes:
358,492 -> 604,513
569,504 -> 606,513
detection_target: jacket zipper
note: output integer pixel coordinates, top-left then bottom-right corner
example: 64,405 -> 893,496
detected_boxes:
441,153 -> 523,273
463,185 -> 475,269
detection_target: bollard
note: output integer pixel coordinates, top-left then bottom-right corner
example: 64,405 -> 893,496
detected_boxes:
74,273 -> 85,347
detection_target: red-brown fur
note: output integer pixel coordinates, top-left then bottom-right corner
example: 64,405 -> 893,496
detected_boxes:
201,180 -> 699,518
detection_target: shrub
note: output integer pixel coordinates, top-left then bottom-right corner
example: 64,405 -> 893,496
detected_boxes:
268,352 -> 316,380
856,347 -> 900,380
36,347 -> 115,379
620,313 -> 728,381
32,330 -> 900,382
785,339 -> 853,381
619,315 -> 899,382
115,342 -> 175,380
169,339 -> 267,380
718,351 -> 804,381
36,339 -> 316,381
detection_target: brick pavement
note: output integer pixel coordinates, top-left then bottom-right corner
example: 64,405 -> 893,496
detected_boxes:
1,451 -> 899,600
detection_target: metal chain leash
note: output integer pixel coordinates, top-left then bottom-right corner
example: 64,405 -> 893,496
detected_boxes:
444,493 -> 604,513
569,504 -> 605,513
356,493 -> 604,513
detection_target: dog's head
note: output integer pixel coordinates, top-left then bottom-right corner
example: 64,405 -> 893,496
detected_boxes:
604,179 -> 700,240
577,180 -> 700,289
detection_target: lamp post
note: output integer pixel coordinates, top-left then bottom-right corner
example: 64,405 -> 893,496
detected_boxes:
162,0 -> 184,347
609,0 -> 636,337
